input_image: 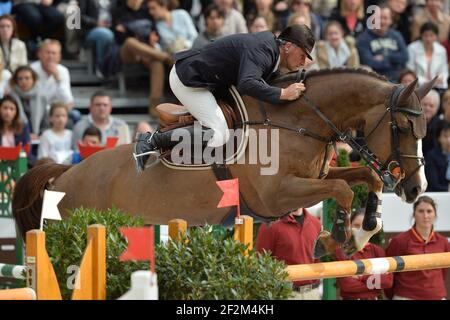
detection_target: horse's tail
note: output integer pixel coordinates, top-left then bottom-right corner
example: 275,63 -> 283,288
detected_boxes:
12,163 -> 72,240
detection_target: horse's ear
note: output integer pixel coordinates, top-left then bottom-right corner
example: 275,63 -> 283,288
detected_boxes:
397,78 -> 418,106
415,76 -> 438,100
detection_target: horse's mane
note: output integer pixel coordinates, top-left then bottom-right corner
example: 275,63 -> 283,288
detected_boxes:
270,67 -> 388,85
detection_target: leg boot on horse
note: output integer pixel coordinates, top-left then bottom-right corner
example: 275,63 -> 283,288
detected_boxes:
133,124 -> 210,172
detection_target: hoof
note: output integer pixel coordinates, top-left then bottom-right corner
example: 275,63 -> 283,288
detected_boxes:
342,235 -> 359,258
331,208 -> 351,244
313,230 -> 338,259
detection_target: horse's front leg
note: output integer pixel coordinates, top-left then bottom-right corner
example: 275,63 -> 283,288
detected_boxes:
324,166 -> 384,257
277,175 -> 355,258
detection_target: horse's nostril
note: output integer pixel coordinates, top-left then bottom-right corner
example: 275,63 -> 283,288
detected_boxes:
412,186 -> 421,197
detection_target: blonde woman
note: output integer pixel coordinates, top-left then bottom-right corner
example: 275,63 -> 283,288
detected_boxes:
289,0 -> 322,39
329,0 -> 366,38
314,21 -> 360,69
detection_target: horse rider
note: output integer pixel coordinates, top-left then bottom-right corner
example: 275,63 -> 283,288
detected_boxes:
133,24 -> 315,172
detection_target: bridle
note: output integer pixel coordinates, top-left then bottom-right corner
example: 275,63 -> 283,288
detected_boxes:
362,85 -> 425,190
238,70 -> 425,190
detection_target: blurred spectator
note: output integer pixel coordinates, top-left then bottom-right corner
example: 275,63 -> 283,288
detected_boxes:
422,89 -> 441,156
78,0 -> 116,74
411,0 -> 450,42
397,68 -> 417,85
133,121 -> 154,140
329,0 -> 367,38
12,0 -> 65,56
407,22 -> 448,90
335,209 -> 393,300
311,0 -> 338,18
442,30 -> 450,64
357,5 -> 408,82
425,121 -> 450,191
0,15 -> 27,73
148,0 -> 198,55
289,0 -> 322,39
440,89 -> 450,123
71,125 -> 102,164
178,0 -> 211,27
313,20 -> 360,69
287,12 -> 311,28
246,0 -> 275,32
72,91 -> 131,149
31,40 -> 76,112
0,96 -> 30,147
199,0 -> 248,35
385,196 -> 450,300
192,4 -> 225,49
38,102 -> 73,164
0,1 -> 11,16
387,0 -> 412,44
147,0 -> 197,111
0,61 -> 10,98
115,0 -> 171,114
112,0 -> 153,46
80,126 -> 102,146
248,15 -> 270,33
9,65 -> 48,139
256,208 -> 322,300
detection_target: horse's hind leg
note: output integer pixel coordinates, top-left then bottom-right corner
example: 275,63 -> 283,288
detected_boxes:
323,167 -> 384,257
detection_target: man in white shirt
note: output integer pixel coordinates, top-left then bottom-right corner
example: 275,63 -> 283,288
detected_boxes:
31,39 -> 74,107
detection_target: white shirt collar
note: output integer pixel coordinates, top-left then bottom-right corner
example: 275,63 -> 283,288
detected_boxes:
272,55 -> 281,73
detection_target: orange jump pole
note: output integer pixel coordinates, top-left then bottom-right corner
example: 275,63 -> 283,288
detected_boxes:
168,219 -> 187,241
286,252 -> 450,282
72,225 -> 106,300
26,230 -> 62,300
0,287 -> 36,300
233,215 -> 253,254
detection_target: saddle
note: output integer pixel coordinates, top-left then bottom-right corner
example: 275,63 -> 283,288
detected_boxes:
153,88 -> 248,167
156,99 -> 238,132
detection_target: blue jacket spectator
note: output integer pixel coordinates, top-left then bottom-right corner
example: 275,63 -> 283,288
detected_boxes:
78,0 -> 117,72
0,1 -> 12,16
425,122 -> 450,192
149,0 -> 198,54
357,6 -> 408,82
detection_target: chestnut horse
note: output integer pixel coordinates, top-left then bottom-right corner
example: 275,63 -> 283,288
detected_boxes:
12,69 -> 434,257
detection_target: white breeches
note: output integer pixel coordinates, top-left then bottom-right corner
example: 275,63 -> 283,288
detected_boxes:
169,65 -> 230,148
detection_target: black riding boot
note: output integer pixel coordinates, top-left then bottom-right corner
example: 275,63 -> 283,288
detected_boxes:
133,125 -> 209,172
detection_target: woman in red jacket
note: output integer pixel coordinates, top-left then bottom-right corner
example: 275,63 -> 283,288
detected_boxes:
335,208 -> 393,300
385,196 -> 450,300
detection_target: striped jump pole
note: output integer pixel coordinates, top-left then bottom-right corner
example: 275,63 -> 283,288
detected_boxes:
0,263 -> 26,280
286,252 -> 450,281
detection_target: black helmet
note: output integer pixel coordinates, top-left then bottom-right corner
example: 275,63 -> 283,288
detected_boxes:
278,25 -> 315,60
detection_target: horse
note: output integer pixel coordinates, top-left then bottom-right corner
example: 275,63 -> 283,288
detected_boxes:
12,68 -> 434,258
